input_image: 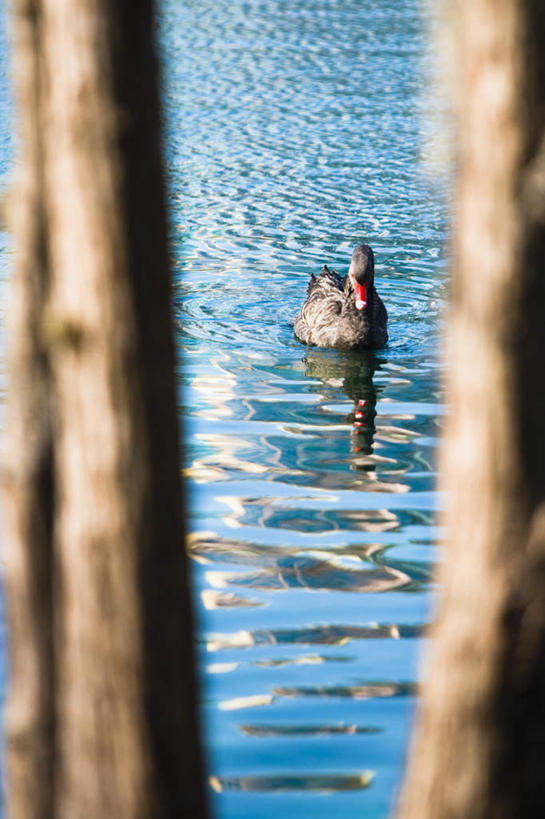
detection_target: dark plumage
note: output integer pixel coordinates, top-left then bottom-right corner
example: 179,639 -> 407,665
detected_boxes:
293,245 -> 388,349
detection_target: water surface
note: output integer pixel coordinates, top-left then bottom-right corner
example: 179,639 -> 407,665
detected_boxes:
161,1 -> 447,817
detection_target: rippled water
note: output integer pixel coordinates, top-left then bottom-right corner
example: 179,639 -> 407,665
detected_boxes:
161,0 -> 447,816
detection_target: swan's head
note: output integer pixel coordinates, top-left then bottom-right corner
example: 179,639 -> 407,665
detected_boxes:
348,244 -> 374,310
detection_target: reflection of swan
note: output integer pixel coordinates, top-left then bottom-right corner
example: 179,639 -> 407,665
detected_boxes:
303,347 -> 383,458
293,245 -> 388,349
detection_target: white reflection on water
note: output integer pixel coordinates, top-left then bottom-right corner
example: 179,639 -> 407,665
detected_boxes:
164,0 -> 447,814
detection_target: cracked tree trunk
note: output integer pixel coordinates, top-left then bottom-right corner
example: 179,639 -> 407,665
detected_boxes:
399,2 -> 545,818
3,1 -> 207,817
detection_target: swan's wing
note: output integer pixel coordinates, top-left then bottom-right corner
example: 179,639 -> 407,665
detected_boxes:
306,264 -> 344,296
294,266 -> 345,345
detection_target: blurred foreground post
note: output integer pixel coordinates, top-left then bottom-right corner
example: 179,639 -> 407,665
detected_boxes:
399,2 -> 545,817
4,1 -> 207,816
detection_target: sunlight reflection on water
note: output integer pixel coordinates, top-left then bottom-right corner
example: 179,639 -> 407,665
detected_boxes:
164,0 -> 447,816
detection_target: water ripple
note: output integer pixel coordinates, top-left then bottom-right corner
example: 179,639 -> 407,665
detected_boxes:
162,0 -> 445,815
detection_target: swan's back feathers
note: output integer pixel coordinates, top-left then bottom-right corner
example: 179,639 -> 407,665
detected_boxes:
294,266 -> 346,346
306,265 -> 343,296
293,260 -> 388,350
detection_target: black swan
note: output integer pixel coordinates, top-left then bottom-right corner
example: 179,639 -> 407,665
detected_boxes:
293,244 -> 388,349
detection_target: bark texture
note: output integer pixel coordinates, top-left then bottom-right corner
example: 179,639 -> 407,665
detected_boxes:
399,2 -> 545,818
4,1 -> 207,817
3,2 -> 55,815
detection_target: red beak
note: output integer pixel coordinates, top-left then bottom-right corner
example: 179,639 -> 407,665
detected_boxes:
355,282 -> 367,310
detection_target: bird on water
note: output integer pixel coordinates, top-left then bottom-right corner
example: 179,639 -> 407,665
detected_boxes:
293,244 -> 388,349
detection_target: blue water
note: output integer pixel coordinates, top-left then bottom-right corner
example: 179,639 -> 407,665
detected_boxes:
161,0 -> 447,816
0,1 -> 447,817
